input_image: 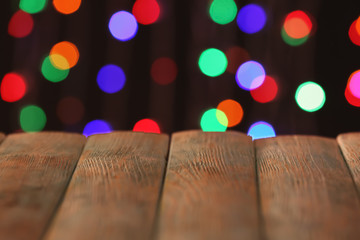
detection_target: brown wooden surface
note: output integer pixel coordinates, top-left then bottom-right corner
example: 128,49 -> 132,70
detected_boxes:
337,132 -> 360,195
0,132 -> 85,240
156,130 -> 260,240
0,132 -> 4,143
44,132 -> 169,240
256,135 -> 360,240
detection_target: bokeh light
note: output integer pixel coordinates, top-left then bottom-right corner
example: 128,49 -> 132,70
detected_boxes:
295,81 -> 326,112
19,0 -> 47,14
284,10 -> 312,39
50,41 -> 79,69
209,0 -> 237,25
1,73 -> 27,102
97,64 -> 126,94
200,109 -> 228,132
349,19 -> 360,46
348,70 -> 360,98
345,85 -> 360,107
247,121 -> 276,140
225,46 -> 250,74
41,55 -> 69,82
109,11 -> 138,41
133,119 -> 161,133
132,0 -> 160,25
236,60 -> 266,90
57,96 -> 85,125
236,4 -> 266,34
217,99 -> 243,127
151,57 -> 178,85
8,10 -> 34,38
281,27 -> 309,46
198,48 -> 227,77
250,76 -> 278,103
53,0 -> 81,14
83,120 -> 112,137
20,105 -> 47,132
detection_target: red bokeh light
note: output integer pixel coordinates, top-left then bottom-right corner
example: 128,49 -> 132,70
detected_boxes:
345,84 -> 360,107
250,76 -> 278,103
349,19 -> 360,46
225,46 -> 250,74
133,119 -> 161,133
283,10 -> 312,39
8,10 -> 34,38
132,0 -> 160,25
151,57 -> 177,85
0,73 -> 27,102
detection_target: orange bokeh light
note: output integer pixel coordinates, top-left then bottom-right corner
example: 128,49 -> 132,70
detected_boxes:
53,0 -> 81,14
50,41 -> 79,69
349,19 -> 360,46
217,99 -> 243,127
284,10 -> 312,39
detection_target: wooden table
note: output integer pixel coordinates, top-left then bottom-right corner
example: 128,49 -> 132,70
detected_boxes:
0,131 -> 359,240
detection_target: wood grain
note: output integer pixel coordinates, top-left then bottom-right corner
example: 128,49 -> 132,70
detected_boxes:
156,130 -> 260,240
44,132 -> 169,240
0,132 -> 85,240
337,132 -> 360,194
256,136 -> 360,240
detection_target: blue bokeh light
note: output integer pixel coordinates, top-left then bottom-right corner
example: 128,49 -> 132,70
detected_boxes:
236,4 -> 266,34
83,120 -> 112,137
109,11 -> 138,41
247,121 -> 276,140
236,60 -> 266,90
97,64 -> 126,94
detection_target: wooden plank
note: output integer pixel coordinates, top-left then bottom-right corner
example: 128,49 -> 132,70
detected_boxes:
0,132 -> 85,240
156,130 -> 259,240
44,132 -> 169,240
256,136 -> 360,240
337,132 -> 360,194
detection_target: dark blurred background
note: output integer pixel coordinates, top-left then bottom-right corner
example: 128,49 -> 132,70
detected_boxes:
0,0 -> 359,137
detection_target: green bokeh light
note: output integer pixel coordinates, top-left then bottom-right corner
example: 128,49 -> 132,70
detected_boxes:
20,105 -> 47,132
200,109 -> 228,132
19,0 -> 47,14
209,0 -> 237,25
281,27 -> 309,46
41,56 -> 69,82
198,48 -> 227,77
295,81 -> 326,112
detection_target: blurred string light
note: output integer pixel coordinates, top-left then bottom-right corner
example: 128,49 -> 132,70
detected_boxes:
83,120 -> 112,137
349,17 -> 360,46
53,0 -> 81,14
132,0 -> 160,25
348,70 -> 360,98
150,57 -> 178,85
247,121 -> 276,140
41,55 -> 69,82
133,119 -> 161,133
295,81 -> 326,112
217,99 -> 243,127
97,64 -> 126,94
250,76 -> 278,103
109,11 -> 138,41
198,48 -> 227,77
19,0 -> 47,14
0,73 -> 27,102
236,4 -> 266,34
236,60 -> 266,90
50,41 -> 79,70
200,108 -> 228,132
225,46 -> 250,74
345,85 -> 360,107
57,96 -> 85,125
209,0 -> 237,25
282,10 -> 313,46
20,105 -> 47,132
8,10 -> 34,38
